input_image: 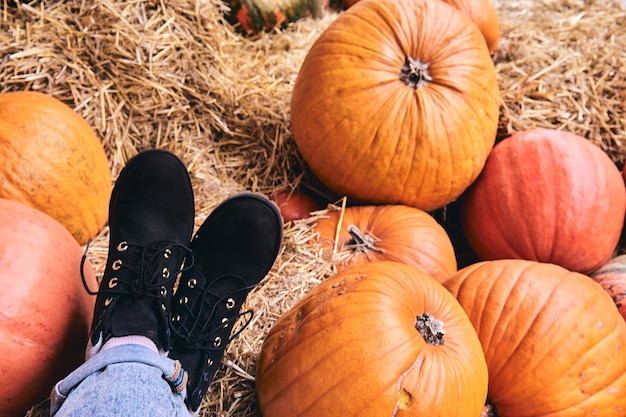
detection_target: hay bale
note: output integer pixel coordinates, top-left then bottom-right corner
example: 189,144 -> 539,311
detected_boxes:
2,0 -> 623,416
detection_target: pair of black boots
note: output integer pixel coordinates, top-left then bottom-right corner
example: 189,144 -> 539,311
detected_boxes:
85,149 -> 283,412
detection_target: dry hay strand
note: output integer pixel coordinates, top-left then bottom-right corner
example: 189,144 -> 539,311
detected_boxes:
493,0 -> 626,161
2,0 -> 625,416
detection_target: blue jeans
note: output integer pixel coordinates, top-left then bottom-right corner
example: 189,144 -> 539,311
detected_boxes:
50,344 -> 191,417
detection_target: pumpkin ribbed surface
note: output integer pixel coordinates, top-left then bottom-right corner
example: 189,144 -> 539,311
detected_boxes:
0,91 -> 111,245
313,204 -> 457,282
444,259 -> 626,417
256,261 -> 488,417
290,0 -> 500,211
460,128 -> 626,274
591,254 -> 626,321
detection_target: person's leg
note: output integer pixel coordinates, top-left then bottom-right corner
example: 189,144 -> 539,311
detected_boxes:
170,192 -> 283,414
51,149 -> 195,416
51,344 -> 188,417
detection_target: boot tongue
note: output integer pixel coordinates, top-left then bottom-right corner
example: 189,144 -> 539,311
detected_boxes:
110,296 -> 160,346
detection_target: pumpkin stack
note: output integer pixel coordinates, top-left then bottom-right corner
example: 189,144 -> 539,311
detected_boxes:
256,1 -> 504,415
258,0 -> 626,415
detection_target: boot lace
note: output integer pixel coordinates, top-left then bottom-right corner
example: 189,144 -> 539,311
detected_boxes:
81,239 -> 192,300
171,256 -> 257,350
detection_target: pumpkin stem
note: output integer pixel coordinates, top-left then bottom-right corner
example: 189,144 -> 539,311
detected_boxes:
399,56 -> 433,89
346,224 -> 385,254
415,312 -> 445,345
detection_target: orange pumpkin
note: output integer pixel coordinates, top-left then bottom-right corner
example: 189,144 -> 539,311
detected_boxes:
313,204 -> 457,282
460,128 -> 626,274
256,261 -> 488,417
444,259 -> 626,416
342,0 -> 500,53
290,0 -> 500,212
0,91 -> 111,245
591,254 -> 626,321
0,198 -> 97,417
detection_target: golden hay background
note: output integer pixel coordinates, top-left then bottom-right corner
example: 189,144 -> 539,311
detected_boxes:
0,0 -> 624,415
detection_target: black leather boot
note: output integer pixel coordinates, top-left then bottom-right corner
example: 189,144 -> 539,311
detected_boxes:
87,149 -> 195,353
169,192 -> 283,412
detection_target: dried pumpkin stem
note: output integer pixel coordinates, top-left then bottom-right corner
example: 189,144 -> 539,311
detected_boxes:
399,55 -> 433,89
415,312 -> 445,345
346,224 -> 384,254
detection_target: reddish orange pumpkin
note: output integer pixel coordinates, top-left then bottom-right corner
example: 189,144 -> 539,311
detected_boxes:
591,254 -> 626,321
444,259 -> 626,416
290,0 -> 501,212
0,198 -> 97,417
271,188 -> 326,223
460,128 -> 626,274
313,204 -> 457,282
0,91 -> 111,245
342,0 -> 500,53
256,261 -> 488,417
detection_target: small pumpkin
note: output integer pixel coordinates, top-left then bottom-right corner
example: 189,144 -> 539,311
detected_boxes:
256,261 -> 488,417
313,204 -> 457,282
444,259 -> 626,416
341,0 -> 500,53
290,0 -> 500,212
0,91 -> 111,245
271,187 -> 326,223
591,254 -> 626,321
460,128 -> 626,274
0,198 -> 97,417
225,0 -> 326,36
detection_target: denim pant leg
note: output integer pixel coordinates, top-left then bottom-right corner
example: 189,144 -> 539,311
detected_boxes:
50,344 -> 190,417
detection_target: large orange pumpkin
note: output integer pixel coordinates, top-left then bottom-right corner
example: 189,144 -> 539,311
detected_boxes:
256,261 -> 488,417
0,91 -> 111,245
444,259 -> 626,416
460,128 -> 626,274
290,0 -> 501,212
0,198 -> 97,417
313,204 -> 457,282
342,0 -> 500,53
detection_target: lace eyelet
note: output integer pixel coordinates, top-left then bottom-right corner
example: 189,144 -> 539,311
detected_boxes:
179,296 -> 188,305
117,241 -> 128,252
164,248 -> 172,259
221,317 -> 229,328
112,259 -> 122,271
172,315 -> 180,322
225,298 -> 236,310
108,277 -> 118,288
162,267 -> 170,279
207,358 -> 214,366
160,286 -> 167,297
104,297 -> 113,306
187,278 -> 197,288
213,337 -> 222,347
